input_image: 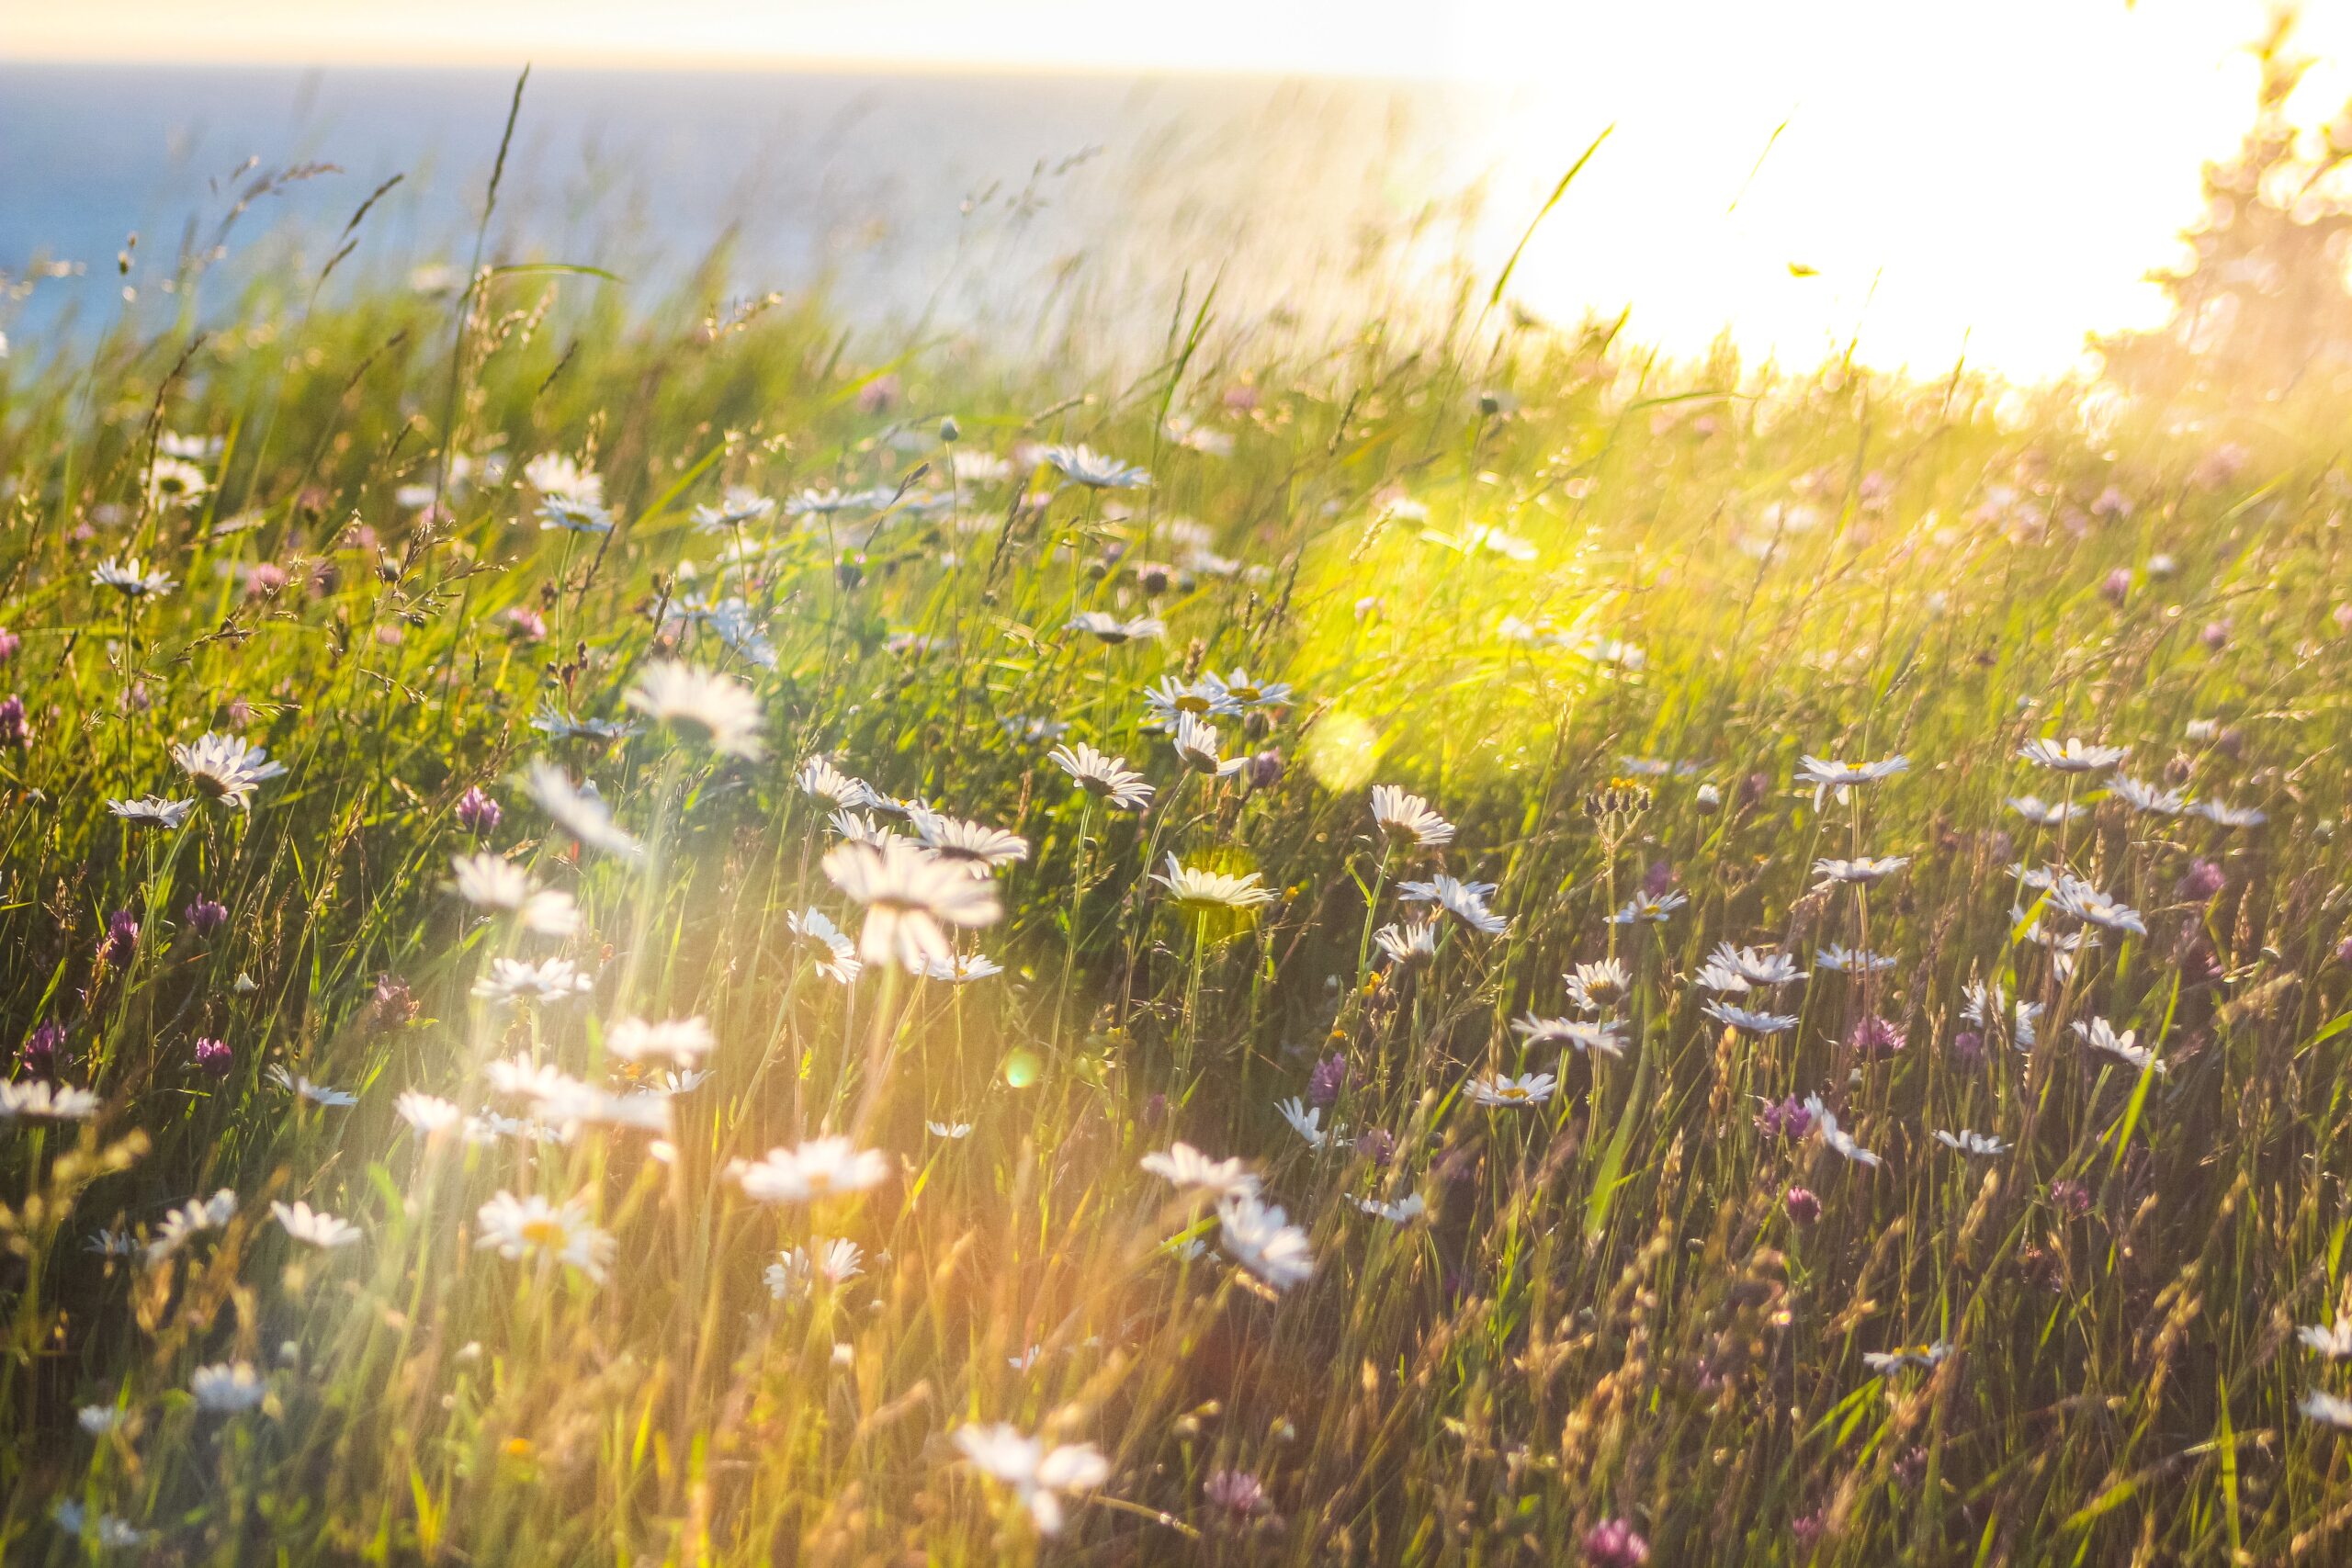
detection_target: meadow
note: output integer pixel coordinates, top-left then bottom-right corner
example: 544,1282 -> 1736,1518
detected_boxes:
3,140 -> 2352,1567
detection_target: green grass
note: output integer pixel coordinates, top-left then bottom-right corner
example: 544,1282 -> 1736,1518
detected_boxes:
1,230 -> 2350,1567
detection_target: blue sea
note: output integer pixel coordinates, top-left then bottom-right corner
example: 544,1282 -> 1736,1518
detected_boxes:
0,64 -> 1513,355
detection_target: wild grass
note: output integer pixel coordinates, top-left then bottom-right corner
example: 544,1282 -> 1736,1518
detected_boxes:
1,181 -> 2350,1568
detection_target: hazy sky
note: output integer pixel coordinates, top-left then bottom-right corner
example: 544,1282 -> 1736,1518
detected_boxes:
10,0 -> 2352,378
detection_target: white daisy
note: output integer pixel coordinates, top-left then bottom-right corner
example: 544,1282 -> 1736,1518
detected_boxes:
729,1137 -> 890,1202
144,1189 -> 238,1263
1815,944 -> 1897,975
1153,855 -> 1278,915
1207,669 -> 1294,709
271,1200 -> 363,1249
822,837 -> 1001,970
1861,1342 -> 1951,1377
2007,795 -> 2086,826
2018,736 -> 2128,773
1141,675 -> 1239,728
1356,1192 -> 1426,1224
172,733 -> 287,809
1043,443 -> 1150,489
1140,1142 -> 1261,1198
952,1423 -> 1113,1536
0,1080 -> 102,1121
787,908 -> 864,984
524,452 -> 603,504
91,555 -> 178,598
1702,999 -> 1800,1035
765,1238 -> 865,1298
529,705 -> 640,742
1048,742 -> 1154,810
523,761 -> 644,861
1276,1096 -> 1340,1149
1812,855 -> 1910,889
448,852 -> 579,937
1703,942 -> 1809,989
1803,1096 -> 1882,1168
1933,1129 -> 2008,1156
1216,1192 -> 1315,1292
624,661 -> 765,760
107,795 -> 195,829
51,1500 -> 150,1548
1510,1014 -> 1626,1056
266,1066 -> 357,1107
1795,753 -> 1909,805
2050,876 -> 2147,937
1066,610 -> 1164,644
1563,958 -> 1632,1011
191,1360 -> 266,1413
926,1120 -> 975,1140
910,807 -> 1030,876
1610,890 -> 1689,925
2192,797 -> 2267,829
395,1092 -> 465,1134
1373,919 -> 1441,965
2074,1016 -> 2166,1075
470,954 -> 595,1008
2108,774 -> 2188,817
1464,1071 -> 1557,1107
2301,1391 -> 2352,1427
474,1190 -> 615,1281
796,756 -> 873,808
1170,712 -> 1247,777
917,951 -> 1004,984
2298,1318 -> 2352,1359
605,1016 -> 716,1066
1397,874 -> 1509,935
1369,784 -> 1454,848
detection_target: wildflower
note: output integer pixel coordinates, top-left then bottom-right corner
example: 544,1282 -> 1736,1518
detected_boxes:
765,1238 -> 865,1297
729,1138 -> 890,1202
1582,1518 -> 1651,1567
1067,610 -> 1165,644
1610,890 -> 1688,925
2007,795 -> 2086,826
796,756 -> 872,808
1862,1343 -> 1951,1377
471,955 -> 595,1007
0,1079 -> 102,1121
1048,742 -> 1154,810
1849,1015 -> 1906,1060
1369,784 -> 1453,848
1141,1143 -> 1260,1198
455,785 -> 502,834
2074,1016 -> 2166,1075
192,1036 -> 232,1076
191,1361 -> 266,1413
1934,1129 -> 2007,1156
90,556 -> 178,598
691,489 -> 775,531
145,1189 -> 237,1263
1217,1191 -> 1316,1291
1043,443 -> 1150,489
1812,854 -> 1909,889
529,705 -> 640,742
1815,943 -> 1896,974
1154,855 -> 1278,915
525,452 -> 603,504
927,1119 -> 973,1139
1511,1015 -> 1626,1056
266,1066 -> 357,1107
952,1423 -> 1113,1535
910,807 -> 1030,875
2298,1319 -> 2352,1358
395,1091 -> 464,1134
1374,919 -> 1440,965
1277,1096 -> 1340,1149
1171,711 -> 1247,777
2301,1392 -> 2352,1427
1783,1186 -> 1821,1224
449,852 -> 580,937
1208,669 -> 1294,709
0,694 -> 27,749
107,795 -> 194,829
172,733 -> 287,808
2018,736 -> 2128,773
523,761 -> 644,861
1803,1095 -> 1881,1167
822,837 -> 1001,970
76,1404 -> 125,1436
917,951 -> 1003,983
272,1200 -> 362,1249
624,661 -> 765,760
1142,674 -> 1239,728
2050,876 -> 2146,937
1702,942 -> 1808,990
605,1016 -> 715,1066
2108,774 -> 2187,816
1204,1469 -> 1269,1518
475,1190 -> 615,1281
2192,796 -> 2267,829
97,908 -> 139,965
787,908 -> 864,983
51,1499 -> 150,1548
1397,874 -> 1509,935
1564,958 -> 1631,1011
1795,753 -> 1908,805
1464,1071 -> 1558,1107
1702,999 -> 1800,1035
1357,1191 -> 1426,1224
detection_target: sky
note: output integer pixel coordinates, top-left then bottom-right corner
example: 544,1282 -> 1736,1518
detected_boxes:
8,0 -> 2352,379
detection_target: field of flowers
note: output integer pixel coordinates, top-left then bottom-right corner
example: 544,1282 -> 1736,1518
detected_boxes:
3,234 -> 2352,1566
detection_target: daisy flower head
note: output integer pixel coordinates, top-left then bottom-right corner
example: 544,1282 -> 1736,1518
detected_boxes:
537,494 -> 615,534
107,795 -> 195,829
1702,999 -> 1801,1036
1564,957 -> 1632,1012
395,1091 -> 464,1135
145,1189 -> 238,1264
1043,443 -> 1150,490
1795,753 -> 1908,806
1610,889 -> 1689,925
2301,1392 -> 2352,1428
1140,1142 -> 1260,1198
927,1119 -> 974,1139
796,755 -> 872,809
1276,1096 -> 1339,1149
91,555 -> 178,599
471,954 -> 596,1008
2018,736 -> 2128,773
1171,711 -> 1247,777
729,1137 -> 891,1203
1933,1129 -> 2008,1156
1357,1191 -> 1426,1224
1812,855 -> 1910,890
2074,1016 -> 2167,1075
827,808 -> 896,847
691,488 -> 775,532
523,761 -> 644,862
605,1015 -> 716,1066
50,1501 -> 147,1548
1369,784 -> 1454,848
2192,796 -> 2267,829
1049,742 -> 1154,810
2298,1318 -> 2352,1359
448,852 -> 580,937
1216,1191 -> 1316,1292
1815,943 -> 1897,975
1142,674 -> 1239,728
1397,874 -> 1509,935
787,908 -> 864,983
266,1066 -> 357,1107
822,837 -> 1001,970
1511,1015 -> 1626,1056
910,807 -> 1030,876
917,951 -> 1004,984
624,661 -> 765,760
1374,919 -> 1441,966
2007,795 -> 2086,827
271,1200 -> 363,1249
2107,774 -> 2188,817
1066,610 -> 1165,644
1153,854 -> 1278,917
191,1360 -> 266,1414
1802,1096 -> 1882,1168
474,1190 -> 615,1281
524,452 -> 603,504
953,1423 -> 1113,1536
1861,1343 -> 1952,1377
0,1079 -> 102,1122
172,733 -> 287,809
1207,669 -> 1294,709
1705,942 -> 1809,989
2049,876 -> 2147,937
1464,1071 -> 1558,1108
765,1237 -> 865,1299
529,705 -> 640,743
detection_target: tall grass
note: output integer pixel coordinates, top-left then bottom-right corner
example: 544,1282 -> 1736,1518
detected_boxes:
1,176 -> 2349,1567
